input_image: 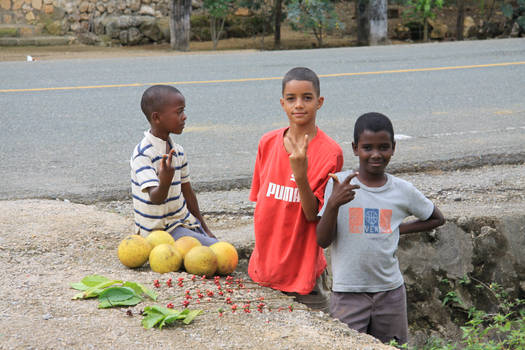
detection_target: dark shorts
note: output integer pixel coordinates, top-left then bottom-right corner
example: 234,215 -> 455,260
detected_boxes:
330,284 -> 408,345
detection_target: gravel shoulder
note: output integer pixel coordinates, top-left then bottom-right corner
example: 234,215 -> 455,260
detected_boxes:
1,163 -> 523,349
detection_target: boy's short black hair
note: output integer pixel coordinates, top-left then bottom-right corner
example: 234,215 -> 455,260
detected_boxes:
141,85 -> 182,121
354,112 -> 395,145
282,67 -> 320,96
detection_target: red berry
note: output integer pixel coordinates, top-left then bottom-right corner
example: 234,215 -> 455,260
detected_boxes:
182,300 -> 190,308
166,303 -> 174,309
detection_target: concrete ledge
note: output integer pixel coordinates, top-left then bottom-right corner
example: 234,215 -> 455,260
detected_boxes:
0,35 -> 77,46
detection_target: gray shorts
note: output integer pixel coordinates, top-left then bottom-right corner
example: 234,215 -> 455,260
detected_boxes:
285,270 -> 331,313
169,222 -> 218,246
330,284 -> 408,345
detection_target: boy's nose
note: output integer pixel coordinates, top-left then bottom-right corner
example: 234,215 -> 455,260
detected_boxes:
294,98 -> 304,108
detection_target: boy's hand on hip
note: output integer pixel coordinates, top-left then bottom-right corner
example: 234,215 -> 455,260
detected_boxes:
158,149 -> 175,185
287,134 -> 310,179
327,172 -> 360,209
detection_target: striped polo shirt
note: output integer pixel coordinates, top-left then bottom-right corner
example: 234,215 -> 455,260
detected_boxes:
130,130 -> 199,235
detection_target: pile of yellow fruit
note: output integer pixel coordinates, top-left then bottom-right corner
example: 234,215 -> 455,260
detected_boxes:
117,231 -> 238,277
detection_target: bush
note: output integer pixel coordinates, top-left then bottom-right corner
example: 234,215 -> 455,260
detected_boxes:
190,13 -> 269,41
391,279 -> 525,349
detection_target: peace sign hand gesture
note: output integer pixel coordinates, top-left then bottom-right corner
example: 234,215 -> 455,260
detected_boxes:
158,149 -> 176,186
287,134 -> 310,179
327,172 -> 360,209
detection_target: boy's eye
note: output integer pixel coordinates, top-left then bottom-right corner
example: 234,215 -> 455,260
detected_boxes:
286,97 -> 295,102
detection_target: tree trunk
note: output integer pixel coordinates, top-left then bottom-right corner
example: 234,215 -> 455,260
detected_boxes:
356,0 -> 369,45
170,0 -> 191,51
368,0 -> 388,45
274,0 -> 282,49
423,17 -> 429,41
456,0 -> 465,40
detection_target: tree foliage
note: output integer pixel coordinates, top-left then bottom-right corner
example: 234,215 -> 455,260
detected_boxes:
287,0 -> 344,47
203,0 -> 235,49
404,0 -> 444,41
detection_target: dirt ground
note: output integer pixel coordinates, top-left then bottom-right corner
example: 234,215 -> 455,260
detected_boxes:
0,199 -> 394,350
1,163 -> 524,349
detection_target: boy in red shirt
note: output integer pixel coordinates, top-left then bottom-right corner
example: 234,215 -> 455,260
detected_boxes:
249,67 -> 343,311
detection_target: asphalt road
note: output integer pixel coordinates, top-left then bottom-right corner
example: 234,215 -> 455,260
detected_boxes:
1,38 -> 524,202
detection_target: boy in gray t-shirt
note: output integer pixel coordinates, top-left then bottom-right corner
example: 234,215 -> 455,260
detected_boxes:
317,112 -> 445,345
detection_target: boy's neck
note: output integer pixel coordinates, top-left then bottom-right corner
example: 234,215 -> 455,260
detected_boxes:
150,128 -> 169,142
285,123 -> 317,142
357,171 -> 388,188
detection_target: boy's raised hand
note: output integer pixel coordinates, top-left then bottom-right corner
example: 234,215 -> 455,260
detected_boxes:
287,134 -> 310,178
158,149 -> 176,185
327,172 -> 360,208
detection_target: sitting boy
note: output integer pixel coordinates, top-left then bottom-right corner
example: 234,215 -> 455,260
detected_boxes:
317,112 -> 445,344
130,85 -> 217,245
249,67 -> 343,312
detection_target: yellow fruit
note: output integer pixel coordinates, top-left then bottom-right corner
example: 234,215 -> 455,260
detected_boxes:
173,236 -> 202,258
210,241 -> 238,275
118,235 -> 152,268
145,230 -> 175,248
149,244 -> 183,274
183,246 -> 218,277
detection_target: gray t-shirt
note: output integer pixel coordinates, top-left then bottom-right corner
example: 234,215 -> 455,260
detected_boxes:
319,171 -> 434,293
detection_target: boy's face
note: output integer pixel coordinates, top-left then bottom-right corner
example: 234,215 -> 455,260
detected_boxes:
352,130 -> 395,177
152,92 -> 186,137
280,80 -> 324,128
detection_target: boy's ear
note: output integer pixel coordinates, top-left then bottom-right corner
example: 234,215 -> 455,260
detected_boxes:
279,97 -> 285,109
150,111 -> 160,124
352,142 -> 358,155
316,96 -> 324,109
392,141 -> 396,154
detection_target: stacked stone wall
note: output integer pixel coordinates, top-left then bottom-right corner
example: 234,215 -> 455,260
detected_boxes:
0,0 -> 173,41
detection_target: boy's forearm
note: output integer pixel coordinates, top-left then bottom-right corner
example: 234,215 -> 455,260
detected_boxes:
316,203 -> 338,248
147,182 -> 171,204
181,182 -> 214,236
399,207 -> 445,235
294,175 -> 319,221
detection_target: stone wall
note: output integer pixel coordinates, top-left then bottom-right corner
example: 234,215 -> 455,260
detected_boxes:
0,0 -> 176,44
398,215 -> 525,347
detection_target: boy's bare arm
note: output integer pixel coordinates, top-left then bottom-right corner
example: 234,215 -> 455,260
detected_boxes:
399,206 -> 445,235
181,182 -> 216,238
317,173 -> 360,248
148,149 -> 175,205
287,134 -> 319,221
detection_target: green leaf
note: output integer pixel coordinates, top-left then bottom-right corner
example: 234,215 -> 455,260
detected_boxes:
70,275 -> 111,291
141,306 -> 202,329
183,310 -> 203,325
70,282 -> 90,291
82,275 -> 111,286
98,287 -> 138,302
122,282 -> 143,297
98,296 -> 142,308
81,280 -> 122,299
142,311 -> 165,329
123,281 -> 157,301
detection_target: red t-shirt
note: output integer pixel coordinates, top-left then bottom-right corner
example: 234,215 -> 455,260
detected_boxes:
249,127 -> 343,294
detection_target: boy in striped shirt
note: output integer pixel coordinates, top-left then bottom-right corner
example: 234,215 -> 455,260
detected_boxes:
130,85 -> 217,245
